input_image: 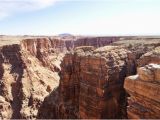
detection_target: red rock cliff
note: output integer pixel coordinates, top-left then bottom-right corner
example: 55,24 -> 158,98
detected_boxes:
38,46 -> 136,119
124,47 -> 160,119
0,38 -> 63,119
0,37 -> 159,119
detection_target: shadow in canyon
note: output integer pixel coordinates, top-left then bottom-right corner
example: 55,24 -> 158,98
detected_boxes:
37,87 -> 60,119
1,45 -> 24,119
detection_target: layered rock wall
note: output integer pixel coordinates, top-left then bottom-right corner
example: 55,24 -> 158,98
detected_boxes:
54,37 -> 120,51
124,47 -> 160,119
0,44 -> 24,119
73,37 -> 119,48
0,39 -> 62,119
38,46 -> 136,119
0,37 -> 159,119
138,47 -> 160,66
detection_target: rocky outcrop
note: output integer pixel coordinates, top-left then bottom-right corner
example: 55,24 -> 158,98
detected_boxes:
138,46 -> 160,66
0,96 -> 12,118
74,37 -> 119,48
21,38 -> 67,55
0,37 -> 122,119
0,39 -> 62,119
60,37 -> 120,51
21,38 -> 66,71
0,37 -> 159,119
38,46 -> 136,119
124,47 -> 160,119
113,39 -> 160,60
21,37 -> 119,69
18,52 -> 60,119
0,44 -> 25,119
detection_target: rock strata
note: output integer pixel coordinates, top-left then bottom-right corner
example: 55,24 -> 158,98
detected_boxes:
0,37 -> 159,119
0,39 -> 62,119
38,46 -> 135,119
138,46 -> 160,66
124,47 -> 160,119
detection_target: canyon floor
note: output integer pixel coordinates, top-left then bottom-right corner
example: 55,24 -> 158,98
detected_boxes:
0,35 -> 160,119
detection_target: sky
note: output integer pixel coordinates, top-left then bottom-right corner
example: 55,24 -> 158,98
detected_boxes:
0,0 -> 160,36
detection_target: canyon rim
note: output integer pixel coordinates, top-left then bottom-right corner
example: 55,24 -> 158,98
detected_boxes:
0,0 -> 160,119
0,36 -> 159,119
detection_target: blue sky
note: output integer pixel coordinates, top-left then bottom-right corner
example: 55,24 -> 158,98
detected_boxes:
0,0 -> 160,35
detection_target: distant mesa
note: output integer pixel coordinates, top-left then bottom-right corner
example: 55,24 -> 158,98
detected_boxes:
58,33 -> 73,37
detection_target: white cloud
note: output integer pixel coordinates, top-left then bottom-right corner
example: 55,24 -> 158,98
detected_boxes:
0,0 -> 56,20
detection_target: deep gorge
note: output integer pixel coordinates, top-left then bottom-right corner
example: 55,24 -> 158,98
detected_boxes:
0,37 -> 159,119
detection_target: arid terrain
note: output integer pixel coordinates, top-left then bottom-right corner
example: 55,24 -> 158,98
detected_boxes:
0,35 -> 160,119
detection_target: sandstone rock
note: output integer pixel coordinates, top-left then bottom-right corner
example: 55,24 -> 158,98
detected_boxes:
0,40 -> 61,119
21,38 -> 66,71
38,45 -> 135,119
137,63 -> 160,82
154,65 -> 160,80
74,37 -> 120,48
0,96 -> 12,119
138,46 -> 160,66
0,37 -> 127,119
124,63 -> 160,119
137,66 -> 154,82
0,37 -> 159,119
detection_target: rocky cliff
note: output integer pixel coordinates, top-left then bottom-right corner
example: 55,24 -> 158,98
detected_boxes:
0,37 -> 159,119
0,38 -> 63,119
0,37 -> 120,119
63,36 -> 120,50
38,46 -> 137,119
74,37 -> 119,48
124,47 -> 160,119
70,46 -> 133,119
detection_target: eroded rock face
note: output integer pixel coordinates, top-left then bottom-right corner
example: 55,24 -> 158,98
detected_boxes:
0,39 -> 62,119
21,38 -> 66,71
138,46 -> 160,66
113,38 -> 160,60
0,91 -> 12,118
0,37 -> 122,119
19,54 -> 60,119
38,46 -> 136,119
0,37 -> 159,119
0,44 -> 25,119
124,47 -> 160,119
74,37 -> 119,48
57,36 -> 120,51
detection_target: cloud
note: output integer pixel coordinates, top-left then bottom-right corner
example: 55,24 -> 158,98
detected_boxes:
0,0 -> 56,20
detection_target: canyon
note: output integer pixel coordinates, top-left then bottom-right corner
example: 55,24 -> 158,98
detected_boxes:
0,36 -> 159,119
